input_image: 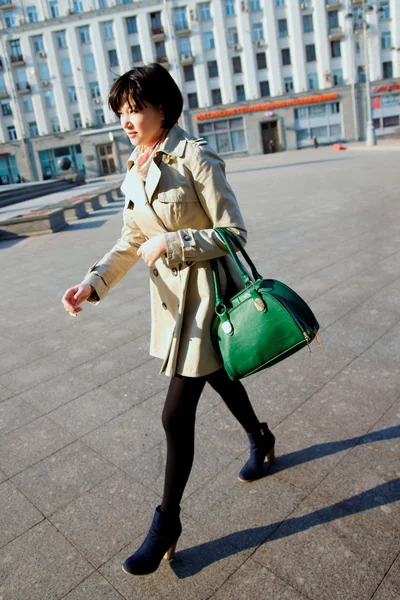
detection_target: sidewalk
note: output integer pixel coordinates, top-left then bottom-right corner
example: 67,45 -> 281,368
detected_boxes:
0,146 -> 399,600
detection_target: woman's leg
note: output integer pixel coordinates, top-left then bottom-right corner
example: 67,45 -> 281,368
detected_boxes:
206,368 -> 260,432
160,373 -> 207,513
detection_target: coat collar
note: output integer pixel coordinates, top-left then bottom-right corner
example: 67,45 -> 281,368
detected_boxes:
126,124 -> 187,171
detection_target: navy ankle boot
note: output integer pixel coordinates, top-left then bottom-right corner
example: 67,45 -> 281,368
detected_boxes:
238,422 -> 275,483
122,505 -> 182,576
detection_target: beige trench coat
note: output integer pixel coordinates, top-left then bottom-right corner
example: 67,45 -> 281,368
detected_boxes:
83,124 -> 247,377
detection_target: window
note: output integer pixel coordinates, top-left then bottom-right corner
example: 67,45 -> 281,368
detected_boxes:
108,49 -> 119,66
281,48 -> 291,65
211,88 -> 222,105
260,80 -> 270,97
331,40 -> 341,58
179,36 -> 191,54
5,11 -> 15,28
249,0 -> 260,10
305,44 -> 316,62
332,68 -> 343,86
232,56 -> 242,73
174,7 -> 188,31
381,32 -> 391,50
151,12 -> 162,31
90,82 -> 101,98
84,53 -> 96,72
44,90 -> 56,107
380,2 -> 390,19
32,35 -> 44,53
383,115 -> 399,127
357,66 -> 365,83
95,109 -> 105,126
27,5 -> 39,22
284,76 -> 293,92
198,117 -> 246,153
303,14 -> 313,33
103,21 -> 114,39
381,95 -> 400,107
383,61 -> 393,79
252,23 -> 264,42
278,19 -> 288,37
203,31 -> 215,50
126,16 -> 137,34
188,92 -> 198,108
155,40 -> 166,59
49,1 -> 59,18
56,31 -> 67,48
99,0 -> 108,7
225,0 -> 235,16
236,84 -> 245,101
199,3 -> 211,20
68,86 -> 77,102
73,1 -> 84,12
183,64 -> 195,81
23,96 -> 33,112
29,121 -> 39,137
328,10 -> 339,28
309,104 -> 326,117
10,40 -> 22,58
73,113 -> 82,128
227,27 -> 239,47
131,45 -> 142,63
51,118 -> 61,132
276,0 -> 285,5
7,126 -> 17,141
208,60 -> 218,77
373,118 -> 380,129
256,52 -> 267,70
62,58 -> 72,75
1,101 -> 12,116
39,63 -> 50,80
308,73 -> 319,90
79,26 -> 91,44
330,102 -> 340,114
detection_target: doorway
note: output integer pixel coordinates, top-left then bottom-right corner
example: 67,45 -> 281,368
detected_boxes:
261,121 -> 280,154
97,143 -> 117,175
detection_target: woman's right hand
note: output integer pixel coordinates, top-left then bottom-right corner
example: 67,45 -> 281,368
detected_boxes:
61,282 -> 93,317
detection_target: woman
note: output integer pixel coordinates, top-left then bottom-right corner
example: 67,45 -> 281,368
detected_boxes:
62,63 -> 275,576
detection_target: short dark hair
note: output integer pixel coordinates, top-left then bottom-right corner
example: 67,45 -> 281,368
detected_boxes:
108,63 -> 183,130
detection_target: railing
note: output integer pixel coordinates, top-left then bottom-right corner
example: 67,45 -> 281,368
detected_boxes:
151,26 -> 164,35
10,54 -> 24,63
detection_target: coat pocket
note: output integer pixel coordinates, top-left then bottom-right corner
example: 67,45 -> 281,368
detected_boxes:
158,187 -> 197,204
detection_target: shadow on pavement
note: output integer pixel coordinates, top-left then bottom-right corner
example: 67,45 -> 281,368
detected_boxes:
173,425 -> 399,577
228,157 -> 351,175
0,235 -> 29,248
67,219 -> 108,230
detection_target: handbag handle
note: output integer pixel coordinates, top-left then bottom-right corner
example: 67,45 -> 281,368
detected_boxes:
214,228 -> 263,284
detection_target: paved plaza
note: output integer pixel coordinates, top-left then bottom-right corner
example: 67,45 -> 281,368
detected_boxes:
0,144 -> 399,600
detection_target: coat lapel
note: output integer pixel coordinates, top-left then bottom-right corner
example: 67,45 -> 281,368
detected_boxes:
144,157 -> 162,204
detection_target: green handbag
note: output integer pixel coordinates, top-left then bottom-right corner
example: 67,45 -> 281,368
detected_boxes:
211,227 -> 321,381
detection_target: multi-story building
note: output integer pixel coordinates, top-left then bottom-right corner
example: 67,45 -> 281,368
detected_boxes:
0,0 -> 398,182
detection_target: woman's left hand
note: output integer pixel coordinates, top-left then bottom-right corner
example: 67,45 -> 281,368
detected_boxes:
137,235 -> 167,267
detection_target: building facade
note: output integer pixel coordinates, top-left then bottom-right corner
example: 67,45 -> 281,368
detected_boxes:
0,0 -> 398,182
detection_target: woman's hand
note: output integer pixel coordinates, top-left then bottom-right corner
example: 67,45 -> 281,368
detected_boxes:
137,235 -> 166,267
61,282 -> 93,317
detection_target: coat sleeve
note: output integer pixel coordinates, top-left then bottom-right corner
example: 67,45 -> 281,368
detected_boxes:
163,144 -> 247,265
82,208 -> 146,304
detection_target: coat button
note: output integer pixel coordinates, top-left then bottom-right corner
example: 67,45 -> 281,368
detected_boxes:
183,235 -> 191,241
162,302 -> 167,310
153,268 -> 158,277
186,261 -> 193,266
172,268 -> 178,276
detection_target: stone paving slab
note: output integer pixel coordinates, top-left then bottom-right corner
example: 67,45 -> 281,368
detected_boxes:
0,480 -> 43,549
62,572 -> 125,600
371,554 -> 400,600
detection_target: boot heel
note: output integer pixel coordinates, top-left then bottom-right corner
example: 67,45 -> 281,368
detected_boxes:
266,447 -> 275,464
163,541 -> 177,562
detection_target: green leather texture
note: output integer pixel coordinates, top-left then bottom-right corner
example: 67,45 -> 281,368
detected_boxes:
211,228 -> 320,380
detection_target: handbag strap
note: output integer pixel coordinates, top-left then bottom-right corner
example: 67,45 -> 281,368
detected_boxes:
214,228 -> 263,284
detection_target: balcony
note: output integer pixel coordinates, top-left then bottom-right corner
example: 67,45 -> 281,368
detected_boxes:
10,54 -> 25,66
16,81 -> 31,94
328,26 -> 343,40
156,55 -> 169,68
180,51 -> 194,66
151,26 -> 165,41
175,23 -> 190,36
326,0 -> 341,9
0,0 -> 14,10
299,1 -> 310,9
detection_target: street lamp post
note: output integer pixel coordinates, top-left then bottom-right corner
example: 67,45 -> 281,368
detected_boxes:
345,1 -> 384,146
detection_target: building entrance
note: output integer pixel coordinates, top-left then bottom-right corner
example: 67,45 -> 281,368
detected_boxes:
261,121 -> 280,154
97,144 -> 117,175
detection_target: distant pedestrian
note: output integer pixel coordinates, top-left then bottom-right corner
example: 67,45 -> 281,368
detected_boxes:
61,63 -> 275,578
269,139 -> 275,153
312,135 -> 319,149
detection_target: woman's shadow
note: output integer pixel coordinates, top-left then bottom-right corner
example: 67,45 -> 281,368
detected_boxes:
172,424 -> 400,578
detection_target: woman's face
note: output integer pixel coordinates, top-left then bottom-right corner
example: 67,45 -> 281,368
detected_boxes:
118,99 -> 164,148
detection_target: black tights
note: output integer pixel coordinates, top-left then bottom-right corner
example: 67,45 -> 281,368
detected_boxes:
160,368 -> 260,513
